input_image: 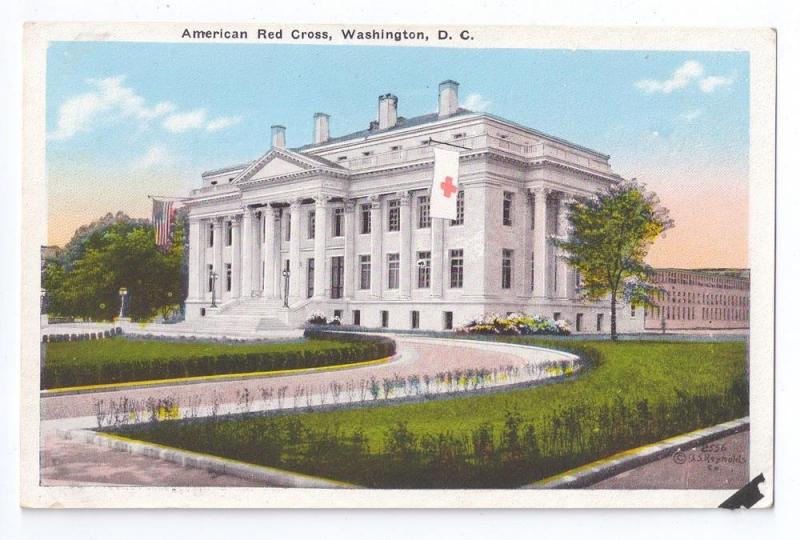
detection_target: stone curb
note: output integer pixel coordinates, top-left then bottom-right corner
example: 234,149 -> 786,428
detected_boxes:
57,428 -> 355,489
524,417 -> 750,489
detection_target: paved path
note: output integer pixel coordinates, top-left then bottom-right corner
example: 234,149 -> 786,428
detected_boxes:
588,431 -> 749,489
41,336 -> 576,487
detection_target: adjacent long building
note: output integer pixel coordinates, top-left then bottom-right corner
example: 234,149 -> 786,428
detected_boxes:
183,80 -> 645,333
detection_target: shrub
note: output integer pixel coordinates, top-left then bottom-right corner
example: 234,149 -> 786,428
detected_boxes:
456,313 -> 571,336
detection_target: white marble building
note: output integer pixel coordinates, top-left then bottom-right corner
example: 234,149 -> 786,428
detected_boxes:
184,80 -> 645,333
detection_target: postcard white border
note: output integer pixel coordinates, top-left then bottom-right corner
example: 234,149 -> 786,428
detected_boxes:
20,22 -> 776,509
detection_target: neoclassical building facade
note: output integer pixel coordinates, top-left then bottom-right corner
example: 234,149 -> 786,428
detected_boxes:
184,80 -> 645,333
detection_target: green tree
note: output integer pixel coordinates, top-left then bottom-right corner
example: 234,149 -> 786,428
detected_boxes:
44,216 -> 185,321
554,179 -> 673,339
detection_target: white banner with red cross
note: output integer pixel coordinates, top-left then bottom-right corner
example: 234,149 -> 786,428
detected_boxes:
429,147 -> 460,220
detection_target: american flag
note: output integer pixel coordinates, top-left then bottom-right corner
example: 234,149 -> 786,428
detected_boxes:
152,198 -> 176,247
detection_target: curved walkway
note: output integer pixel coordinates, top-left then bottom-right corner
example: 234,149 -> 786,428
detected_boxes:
41,336 -> 577,487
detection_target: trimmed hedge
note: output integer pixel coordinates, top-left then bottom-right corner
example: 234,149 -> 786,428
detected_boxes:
42,330 -> 395,389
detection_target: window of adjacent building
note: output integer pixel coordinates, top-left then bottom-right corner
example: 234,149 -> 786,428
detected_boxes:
207,264 -> 214,292
387,253 -> 400,289
443,311 -> 454,330
501,249 -> 513,289
449,249 -> 464,288
417,251 -> 431,288
352,309 -> 361,326
360,203 -> 371,234
308,210 -> 316,239
208,223 -> 215,247
387,199 -> 401,231
576,313 -> 583,332
332,207 -> 344,237
306,258 -> 315,298
359,255 -> 371,290
381,310 -> 389,328
225,263 -> 232,292
450,191 -> 465,226
417,195 -> 431,228
411,310 -> 420,329
503,191 -> 514,226
225,221 -> 233,246
330,256 -> 344,299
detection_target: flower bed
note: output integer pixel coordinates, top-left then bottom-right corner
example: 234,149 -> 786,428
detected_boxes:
456,313 -> 570,336
41,330 -> 395,389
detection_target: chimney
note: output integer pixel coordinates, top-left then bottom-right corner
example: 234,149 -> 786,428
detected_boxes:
438,80 -> 459,118
271,125 -> 286,148
377,93 -> 398,130
313,113 -> 330,144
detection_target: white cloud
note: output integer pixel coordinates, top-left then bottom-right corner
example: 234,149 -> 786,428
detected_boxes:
49,75 -> 239,140
680,109 -> 704,122
700,75 -> 735,93
462,93 -> 491,111
48,76 -> 176,140
162,109 -> 208,133
131,146 -> 174,169
206,116 -> 242,132
635,60 -> 704,94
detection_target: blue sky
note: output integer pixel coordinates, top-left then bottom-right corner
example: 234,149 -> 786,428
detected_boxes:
45,41 -> 749,266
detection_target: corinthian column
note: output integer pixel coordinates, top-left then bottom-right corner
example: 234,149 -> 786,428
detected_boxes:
231,214 -> 241,298
369,195 -> 383,298
187,216 -> 202,301
313,195 -> 329,299
240,208 -> 253,297
288,199 -> 303,303
343,199 -> 356,299
399,191 -> 412,298
531,187 -> 550,299
556,194 -> 573,299
213,217 -> 224,301
430,216 -> 444,298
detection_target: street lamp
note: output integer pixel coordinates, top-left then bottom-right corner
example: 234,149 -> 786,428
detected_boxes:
118,287 -> 128,318
210,271 -> 219,308
282,267 -> 291,308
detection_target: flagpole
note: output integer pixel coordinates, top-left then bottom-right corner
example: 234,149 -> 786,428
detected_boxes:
426,137 -> 471,151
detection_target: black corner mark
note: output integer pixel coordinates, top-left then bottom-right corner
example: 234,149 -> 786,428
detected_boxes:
719,473 -> 766,509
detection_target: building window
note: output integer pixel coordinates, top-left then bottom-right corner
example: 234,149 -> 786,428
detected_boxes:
332,207 -> 344,237
417,251 -> 431,288
411,310 -> 420,329
450,191 -> 465,226
208,223 -> 215,247
306,258 -> 315,298
352,310 -> 361,326
501,249 -> 513,289
443,311 -> 454,330
449,249 -> 464,288
630,305 -> 636,318
387,253 -> 400,289
388,199 -> 400,231
576,313 -> 583,332
596,313 -> 604,332
308,210 -> 315,239
503,191 -> 513,226
359,255 -> 371,290
330,256 -> 343,299
360,203 -> 371,234
553,312 -> 562,321
224,263 -> 232,292
285,214 -> 291,241
207,264 -> 214,292
417,195 -> 431,228
225,221 -> 233,246
381,310 -> 389,328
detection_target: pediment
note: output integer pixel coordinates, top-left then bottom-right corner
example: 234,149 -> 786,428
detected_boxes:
233,147 -> 340,184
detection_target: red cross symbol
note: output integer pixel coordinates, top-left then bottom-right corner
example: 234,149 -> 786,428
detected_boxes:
440,176 -> 458,198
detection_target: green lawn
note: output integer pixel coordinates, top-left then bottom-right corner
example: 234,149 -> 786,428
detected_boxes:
121,338 -> 748,488
42,333 -> 394,388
